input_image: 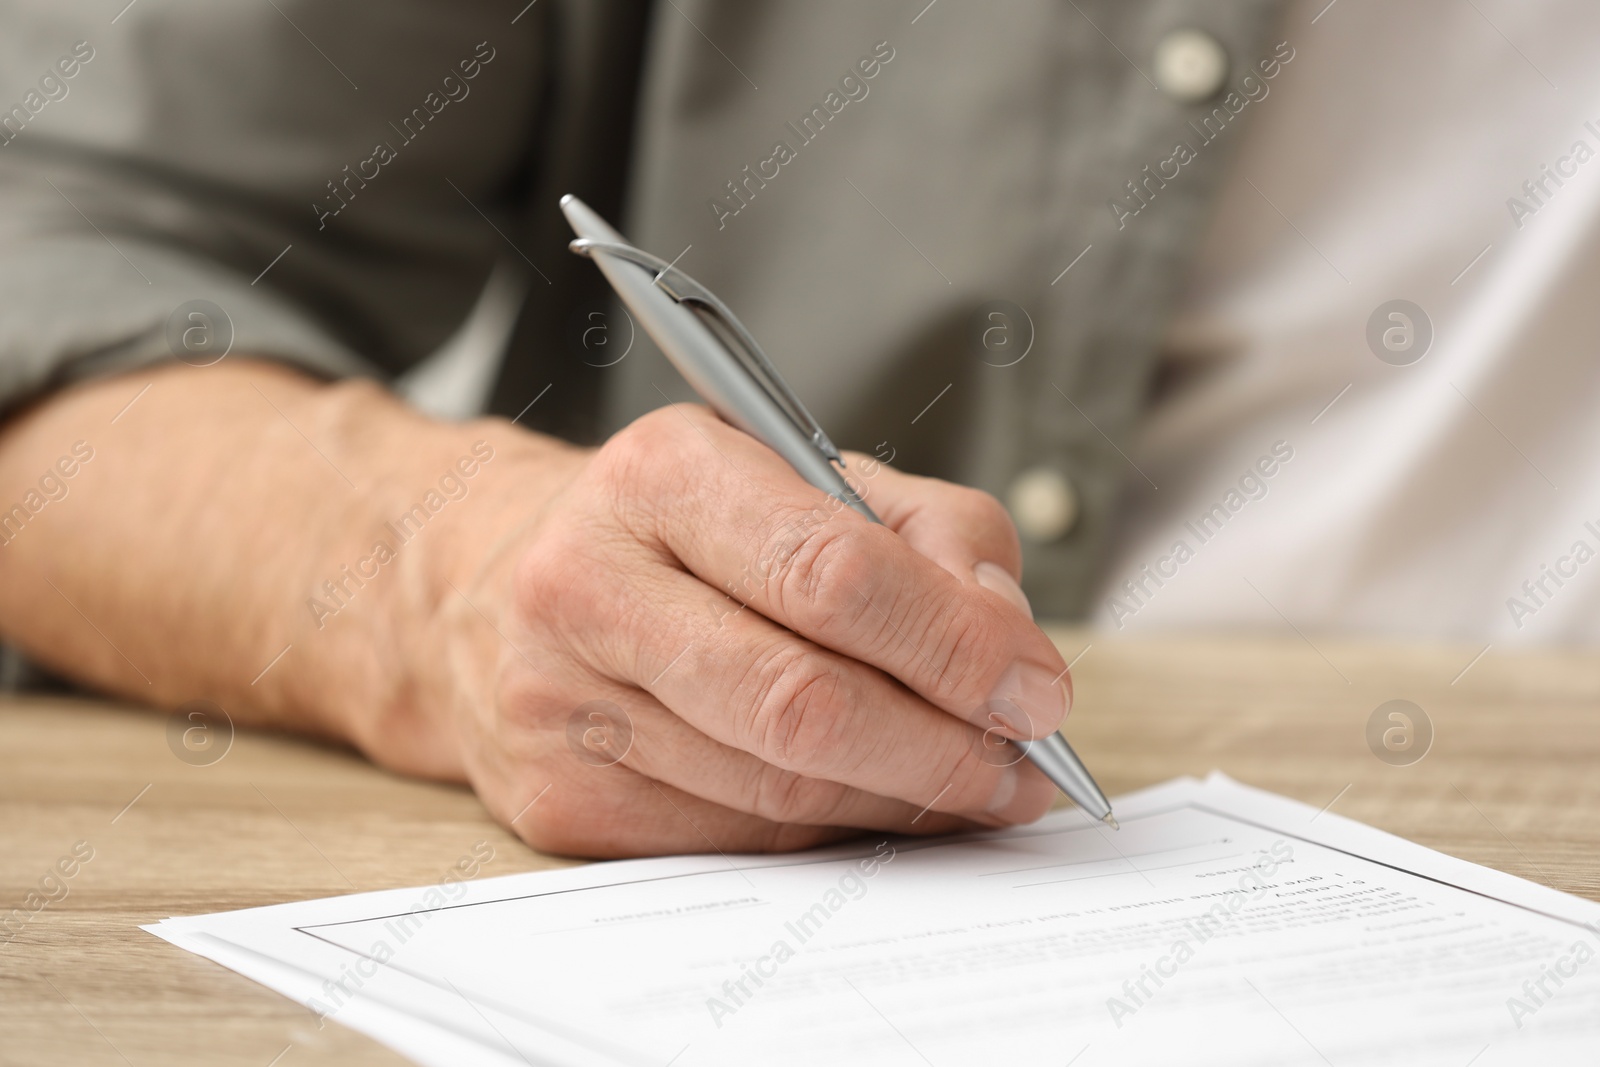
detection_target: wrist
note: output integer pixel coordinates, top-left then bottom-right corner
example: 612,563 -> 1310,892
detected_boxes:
270,378 -> 589,776
398,418 -> 591,778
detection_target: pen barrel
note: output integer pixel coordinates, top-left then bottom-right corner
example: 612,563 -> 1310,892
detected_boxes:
569,208 -> 878,521
655,297 -> 878,520
647,302 -> 878,522
1018,732 -> 1114,821
713,401 -> 879,524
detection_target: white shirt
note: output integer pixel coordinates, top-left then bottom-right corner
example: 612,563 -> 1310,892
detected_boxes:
1095,0 -> 1600,644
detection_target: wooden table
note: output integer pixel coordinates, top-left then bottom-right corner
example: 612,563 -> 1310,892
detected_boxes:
4,630 -> 1598,1065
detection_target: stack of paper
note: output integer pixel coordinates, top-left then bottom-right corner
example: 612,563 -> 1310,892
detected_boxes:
147,774 -> 1600,1065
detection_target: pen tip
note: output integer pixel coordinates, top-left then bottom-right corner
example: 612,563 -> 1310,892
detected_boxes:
1103,813 -> 1119,831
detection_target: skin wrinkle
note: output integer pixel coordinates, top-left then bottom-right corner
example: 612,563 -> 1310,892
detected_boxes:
746,496 -> 859,618
919,596 -> 1001,713
717,629 -> 794,755
617,556 -> 755,697
858,571 -> 928,685
785,521 -> 900,658
745,643 -> 845,771
639,574 -> 1010,824
584,545 -> 682,683
624,431 -> 1062,809
609,678 -> 975,834
750,757 -> 843,826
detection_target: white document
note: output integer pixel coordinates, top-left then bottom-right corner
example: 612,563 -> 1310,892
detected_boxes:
147,774 -> 1600,1066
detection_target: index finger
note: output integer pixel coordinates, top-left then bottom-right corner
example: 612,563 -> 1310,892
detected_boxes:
616,405 -> 1071,740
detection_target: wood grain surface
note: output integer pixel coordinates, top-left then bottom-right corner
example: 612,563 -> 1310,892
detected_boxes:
3,629 -> 1596,1065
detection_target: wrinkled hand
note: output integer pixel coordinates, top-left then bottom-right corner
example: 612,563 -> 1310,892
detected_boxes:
441,405 -> 1072,858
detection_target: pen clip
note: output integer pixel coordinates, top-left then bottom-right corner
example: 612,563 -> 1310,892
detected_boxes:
569,237 -> 845,467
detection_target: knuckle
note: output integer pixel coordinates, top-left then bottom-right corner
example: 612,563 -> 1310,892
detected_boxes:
777,520 -> 879,628
511,534 -> 638,676
919,599 -> 1009,706
490,667 -> 554,739
964,486 -> 1020,540
510,796 -> 577,854
750,764 -> 848,824
947,484 -> 1023,565
511,540 -> 560,603
509,535 -> 597,637
614,404 -> 690,449
518,809 -> 620,859
593,406 -> 713,537
739,646 -> 848,770
743,504 -> 825,600
500,757 -> 645,859
595,408 -> 689,491
627,403 -> 715,454
592,416 -> 662,498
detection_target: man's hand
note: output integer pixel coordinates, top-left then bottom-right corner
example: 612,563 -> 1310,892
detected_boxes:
428,404 -> 1071,857
0,363 -> 1071,859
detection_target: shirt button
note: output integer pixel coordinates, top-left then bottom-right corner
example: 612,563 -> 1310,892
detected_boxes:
1007,467 -> 1078,543
1153,29 -> 1229,103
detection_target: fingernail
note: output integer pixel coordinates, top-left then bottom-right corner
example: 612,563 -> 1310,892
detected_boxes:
975,561 -> 1032,619
985,764 -> 1020,818
988,660 -> 1069,739
983,764 -> 1057,826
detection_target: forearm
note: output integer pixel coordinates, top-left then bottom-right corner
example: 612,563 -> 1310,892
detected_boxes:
0,360 -> 1074,858
0,360 -> 582,776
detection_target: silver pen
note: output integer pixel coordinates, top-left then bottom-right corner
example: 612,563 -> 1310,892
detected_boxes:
560,194 -> 1117,830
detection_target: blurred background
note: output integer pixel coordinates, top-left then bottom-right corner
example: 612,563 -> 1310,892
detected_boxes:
1,0 -> 1595,645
